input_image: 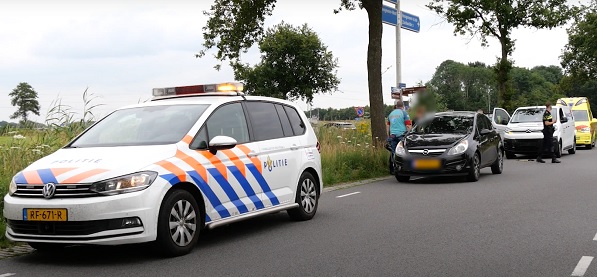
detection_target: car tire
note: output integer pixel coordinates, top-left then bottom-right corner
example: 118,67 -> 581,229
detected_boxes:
588,143 -> 593,150
288,171 -> 319,221
155,189 -> 201,257
28,242 -> 66,252
395,175 -> 410,182
491,148 -> 504,174
467,153 -> 481,182
569,141 -> 576,154
505,151 -> 516,159
555,140 -> 562,158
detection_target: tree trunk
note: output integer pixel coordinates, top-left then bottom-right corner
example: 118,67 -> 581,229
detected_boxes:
496,35 -> 513,112
363,0 -> 385,145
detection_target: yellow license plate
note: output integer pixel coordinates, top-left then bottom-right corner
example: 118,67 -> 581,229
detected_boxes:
413,159 -> 441,170
24,209 -> 68,221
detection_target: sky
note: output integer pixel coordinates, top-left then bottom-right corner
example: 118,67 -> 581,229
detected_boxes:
0,0 -> 581,122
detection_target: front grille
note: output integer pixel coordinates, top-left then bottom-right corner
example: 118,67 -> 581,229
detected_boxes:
7,218 -> 142,236
13,184 -> 97,198
408,149 -> 446,157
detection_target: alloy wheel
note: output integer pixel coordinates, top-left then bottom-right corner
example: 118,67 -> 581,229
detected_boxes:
301,178 -> 317,214
169,200 -> 197,247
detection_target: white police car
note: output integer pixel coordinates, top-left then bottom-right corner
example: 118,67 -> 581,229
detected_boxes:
4,82 -> 322,256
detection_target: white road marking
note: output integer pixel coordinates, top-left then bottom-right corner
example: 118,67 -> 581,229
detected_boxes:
336,192 -> 360,198
0,273 -> 16,277
571,256 -> 594,276
593,232 -> 597,241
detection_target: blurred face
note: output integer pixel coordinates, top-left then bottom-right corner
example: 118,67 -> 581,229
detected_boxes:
546,106 -> 552,112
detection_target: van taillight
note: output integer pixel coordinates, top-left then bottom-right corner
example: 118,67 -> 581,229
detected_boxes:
316,141 -> 321,153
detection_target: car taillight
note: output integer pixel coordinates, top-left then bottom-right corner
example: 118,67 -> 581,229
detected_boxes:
316,141 -> 321,153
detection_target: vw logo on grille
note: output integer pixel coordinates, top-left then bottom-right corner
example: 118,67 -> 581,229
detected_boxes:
42,183 -> 56,199
525,129 -> 532,133
423,149 -> 429,155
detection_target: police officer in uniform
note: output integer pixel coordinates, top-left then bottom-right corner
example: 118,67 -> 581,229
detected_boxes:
537,102 -> 561,163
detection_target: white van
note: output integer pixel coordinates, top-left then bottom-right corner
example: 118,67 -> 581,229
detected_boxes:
493,106 -> 576,159
4,82 -> 322,257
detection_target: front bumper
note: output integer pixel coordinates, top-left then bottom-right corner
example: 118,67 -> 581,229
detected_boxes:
576,133 -> 593,146
394,153 -> 471,177
504,138 -> 545,154
3,184 -> 166,245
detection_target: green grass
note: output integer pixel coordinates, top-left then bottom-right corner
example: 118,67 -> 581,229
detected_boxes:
0,119 -> 389,248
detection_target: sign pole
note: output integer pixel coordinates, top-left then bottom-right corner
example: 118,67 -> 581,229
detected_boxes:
396,0 -> 402,103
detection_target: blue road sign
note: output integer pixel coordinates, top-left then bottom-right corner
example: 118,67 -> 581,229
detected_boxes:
400,11 -> 420,33
382,6 -> 421,33
399,83 -> 406,89
357,107 -> 364,117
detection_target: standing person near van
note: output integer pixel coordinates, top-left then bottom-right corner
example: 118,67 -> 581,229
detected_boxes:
387,101 -> 412,174
537,102 -> 561,164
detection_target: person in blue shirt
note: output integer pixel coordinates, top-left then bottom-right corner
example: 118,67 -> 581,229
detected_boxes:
387,101 -> 412,174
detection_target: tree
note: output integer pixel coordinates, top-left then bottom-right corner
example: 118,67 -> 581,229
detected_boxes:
238,23 -> 340,103
9,82 -> 41,124
427,0 -> 575,112
199,0 -> 387,144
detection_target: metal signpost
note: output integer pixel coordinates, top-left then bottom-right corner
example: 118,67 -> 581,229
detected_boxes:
382,0 -> 420,103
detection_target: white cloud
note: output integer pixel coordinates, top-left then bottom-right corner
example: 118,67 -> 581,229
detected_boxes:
0,0 -> 580,121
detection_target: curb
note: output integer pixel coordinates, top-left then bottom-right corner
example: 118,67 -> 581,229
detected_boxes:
323,175 -> 392,193
0,176 -> 392,260
0,244 -> 34,260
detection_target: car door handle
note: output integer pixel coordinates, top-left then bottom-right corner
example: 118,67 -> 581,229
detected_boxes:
290,144 -> 299,150
248,151 -> 259,158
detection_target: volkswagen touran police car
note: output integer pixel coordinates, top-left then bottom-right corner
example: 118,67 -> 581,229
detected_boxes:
4,83 -> 322,256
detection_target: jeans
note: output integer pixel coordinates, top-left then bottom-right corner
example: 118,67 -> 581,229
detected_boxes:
388,134 -> 405,173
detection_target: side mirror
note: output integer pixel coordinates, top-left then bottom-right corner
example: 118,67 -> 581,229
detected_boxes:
480,129 -> 492,135
208,136 -> 237,154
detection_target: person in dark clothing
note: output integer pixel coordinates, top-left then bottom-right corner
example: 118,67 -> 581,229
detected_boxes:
537,102 -> 561,163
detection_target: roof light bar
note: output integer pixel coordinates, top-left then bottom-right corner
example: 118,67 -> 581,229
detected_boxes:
152,82 -> 244,97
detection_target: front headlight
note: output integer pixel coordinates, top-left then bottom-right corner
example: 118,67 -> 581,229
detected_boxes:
395,141 -> 406,156
448,139 -> 469,155
90,171 -> 157,195
8,178 -> 17,196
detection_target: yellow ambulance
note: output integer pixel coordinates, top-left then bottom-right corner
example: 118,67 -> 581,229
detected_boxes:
557,97 -> 597,149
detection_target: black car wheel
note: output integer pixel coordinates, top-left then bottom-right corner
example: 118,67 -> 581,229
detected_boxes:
491,148 -> 503,174
467,153 -> 481,182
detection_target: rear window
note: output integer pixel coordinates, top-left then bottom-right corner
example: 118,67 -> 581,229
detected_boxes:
284,106 -> 306,135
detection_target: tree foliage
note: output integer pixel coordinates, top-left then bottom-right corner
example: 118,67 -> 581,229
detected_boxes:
9,82 -> 41,123
427,0 -> 575,112
199,0 -> 387,144
238,23 -> 340,103
426,60 -> 563,113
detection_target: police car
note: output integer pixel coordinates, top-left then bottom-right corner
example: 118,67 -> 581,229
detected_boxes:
4,83 -> 322,256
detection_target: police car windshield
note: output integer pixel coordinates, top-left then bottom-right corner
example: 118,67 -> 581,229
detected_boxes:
70,104 -> 209,148
572,110 -> 590,121
411,115 -> 473,134
511,108 -> 545,123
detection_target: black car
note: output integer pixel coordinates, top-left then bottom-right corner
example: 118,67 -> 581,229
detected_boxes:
394,111 -> 504,182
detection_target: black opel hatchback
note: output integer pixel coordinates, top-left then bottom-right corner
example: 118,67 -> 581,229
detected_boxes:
394,111 -> 504,182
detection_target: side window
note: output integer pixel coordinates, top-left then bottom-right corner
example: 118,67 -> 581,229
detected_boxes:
493,109 -> 510,125
559,109 -> 565,123
245,102 -> 285,141
205,103 -> 250,144
483,116 -> 493,130
284,106 -> 306,135
275,104 -> 294,137
190,128 -> 208,149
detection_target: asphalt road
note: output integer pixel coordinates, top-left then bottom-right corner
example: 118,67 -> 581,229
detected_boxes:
2,149 -> 597,276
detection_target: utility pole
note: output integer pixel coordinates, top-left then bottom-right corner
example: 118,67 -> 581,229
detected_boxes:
396,0 -> 402,103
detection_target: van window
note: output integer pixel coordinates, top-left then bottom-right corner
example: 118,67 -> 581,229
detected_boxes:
275,104 -> 294,137
559,109 -> 566,123
493,109 -> 510,125
245,102 -> 285,141
284,106 -> 306,135
572,110 -> 590,121
206,103 -> 249,144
